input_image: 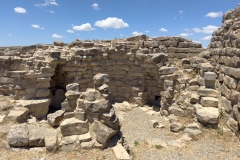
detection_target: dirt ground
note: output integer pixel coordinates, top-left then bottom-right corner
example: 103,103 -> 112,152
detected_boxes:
1,98 -> 240,160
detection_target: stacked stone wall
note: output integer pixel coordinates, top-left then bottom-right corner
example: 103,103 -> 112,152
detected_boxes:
0,36 -> 202,108
203,4 -> 240,130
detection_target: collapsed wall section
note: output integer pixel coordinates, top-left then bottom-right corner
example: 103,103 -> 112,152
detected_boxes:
0,36 -> 203,111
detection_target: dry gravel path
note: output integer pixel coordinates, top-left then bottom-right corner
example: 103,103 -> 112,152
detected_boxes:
121,107 -> 240,160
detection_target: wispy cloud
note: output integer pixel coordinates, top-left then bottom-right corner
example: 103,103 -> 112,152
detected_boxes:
159,28 -> 168,32
206,12 -> 223,18
66,29 -> 74,33
193,25 -> 218,34
72,23 -> 95,31
9,34 -> 12,37
95,17 -> 129,29
52,34 -> 64,38
201,35 -> 212,40
14,7 -> 27,14
193,40 -> 201,44
179,10 -> 184,14
132,31 -> 143,36
35,0 -> 58,7
145,30 -> 150,33
31,24 -> 45,30
92,3 -> 100,10
179,33 -> 192,37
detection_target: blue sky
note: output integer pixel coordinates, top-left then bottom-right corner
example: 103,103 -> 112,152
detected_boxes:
1,0 -> 239,47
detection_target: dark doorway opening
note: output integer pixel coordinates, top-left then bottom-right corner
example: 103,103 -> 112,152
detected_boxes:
48,64 -> 67,113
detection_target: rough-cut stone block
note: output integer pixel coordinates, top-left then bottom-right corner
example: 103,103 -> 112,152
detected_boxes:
16,99 -> 50,119
28,124 -> 46,147
168,105 -> 186,117
170,122 -> 184,132
223,75 -> 238,89
113,144 -> 131,160
66,83 -> 79,92
199,63 -> 214,72
204,72 -> 216,89
60,118 -> 89,136
7,123 -> 29,147
7,107 -> 29,123
159,66 -> 178,75
198,87 -> 219,98
60,135 -> 79,151
47,110 -> 65,127
194,104 -> 219,125
45,130 -> 58,152
219,96 -> 232,113
74,109 -> 85,121
79,132 -> 92,143
190,93 -> 199,104
90,120 -> 117,144
200,97 -> 218,108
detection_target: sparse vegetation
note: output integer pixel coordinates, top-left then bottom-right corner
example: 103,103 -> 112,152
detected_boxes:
217,126 -> 224,136
190,70 -> 198,78
219,108 -> 226,119
134,140 -> 139,146
155,145 -> 162,149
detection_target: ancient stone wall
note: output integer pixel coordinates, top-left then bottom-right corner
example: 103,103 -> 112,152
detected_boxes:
199,4 -> 240,130
0,36 -> 202,113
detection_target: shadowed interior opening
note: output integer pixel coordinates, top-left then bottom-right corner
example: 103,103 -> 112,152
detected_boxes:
48,64 -> 67,113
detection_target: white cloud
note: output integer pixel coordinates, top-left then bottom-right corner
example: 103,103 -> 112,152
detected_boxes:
192,25 -> 218,34
35,0 -> 58,7
159,28 -> 168,32
206,12 -> 223,18
92,3 -> 100,10
72,23 -> 95,31
95,17 -> 129,29
120,34 -> 123,36
179,10 -> 184,14
132,31 -> 143,36
179,33 -> 192,37
145,30 -> 150,33
31,24 -> 45,30
52,34 -> 64,38
66,29 -> 74,33
201,36 -> 212,40
14,7 -> 27,14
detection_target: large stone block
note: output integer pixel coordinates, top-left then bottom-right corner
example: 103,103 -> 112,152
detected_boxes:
219,96 -> 232,113
7,107 -> 29,123
90,120 -> 117,144
159,66 -> 178,75
198,87 -> 219,98
7,123 -> 29,147
16,99 -> 50,119
194,104 -> 219,125
47,110 -> 65,127
60,118 -> 89,136
200,97 -> 218,108
204,72 -> 216,89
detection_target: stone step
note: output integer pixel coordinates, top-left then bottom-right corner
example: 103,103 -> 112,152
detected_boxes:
198,87 -> 219,98
194,104 -> 219,125
200,97 -> 218,108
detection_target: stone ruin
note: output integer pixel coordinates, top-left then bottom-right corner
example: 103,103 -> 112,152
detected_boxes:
7,73 -> 119,151
2,3 -> 240,158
